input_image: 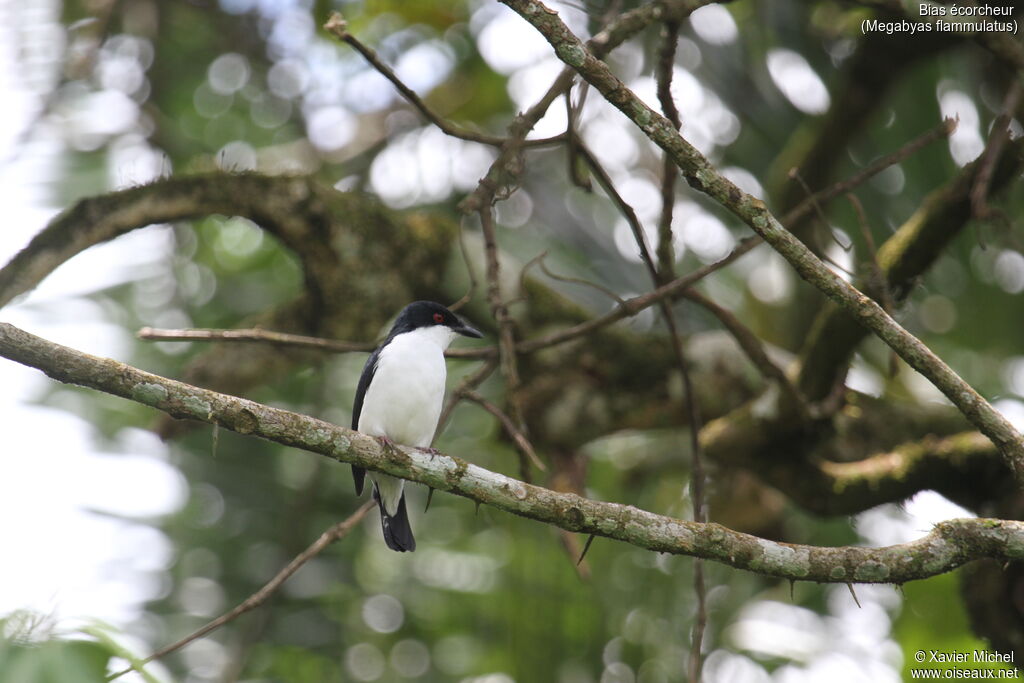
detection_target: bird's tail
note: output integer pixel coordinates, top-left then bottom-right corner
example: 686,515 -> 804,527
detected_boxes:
352,465 -> 366,495
373,488 -> 416,552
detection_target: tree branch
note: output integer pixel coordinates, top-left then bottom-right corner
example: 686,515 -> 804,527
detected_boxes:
461,388 -> 546,474
497,0 -> 1024,485
323,13 -> 558,148
2,320 -> 1023,583
137,326 -> 376,353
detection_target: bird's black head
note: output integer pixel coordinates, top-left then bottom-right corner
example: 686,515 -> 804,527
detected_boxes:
389,301 -> 483,339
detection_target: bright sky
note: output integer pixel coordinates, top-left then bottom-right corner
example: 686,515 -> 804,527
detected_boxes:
0,179 -> 187,618
0,3 -> 185,658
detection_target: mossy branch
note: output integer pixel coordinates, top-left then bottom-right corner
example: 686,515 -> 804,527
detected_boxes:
2,320 -> 1023,584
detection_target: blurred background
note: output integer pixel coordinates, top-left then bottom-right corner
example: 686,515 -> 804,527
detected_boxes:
0,0 -> 1022,681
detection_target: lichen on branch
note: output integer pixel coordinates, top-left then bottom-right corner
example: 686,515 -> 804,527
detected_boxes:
1,320 -> 1022,584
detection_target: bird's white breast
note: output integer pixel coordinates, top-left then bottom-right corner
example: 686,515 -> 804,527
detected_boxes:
357,326 -> 454,448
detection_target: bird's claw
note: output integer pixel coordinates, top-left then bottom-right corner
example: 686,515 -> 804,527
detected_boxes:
377,436 -> 396,450
420,446 -> 442,459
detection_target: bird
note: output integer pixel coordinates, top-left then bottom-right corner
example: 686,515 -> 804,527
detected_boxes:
352,301 -> 483,551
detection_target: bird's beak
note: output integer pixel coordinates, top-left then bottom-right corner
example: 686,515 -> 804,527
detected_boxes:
454,319 -> 483,338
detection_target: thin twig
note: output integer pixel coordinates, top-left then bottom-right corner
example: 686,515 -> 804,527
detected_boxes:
222,386 -> 334,678
139,115 -> 946,367
448,215 -> 479,313
573,141 -> 659,282
789,168 -> 859,280
788,168 -> 852,255
970,81 -> 1021,228
137,326 -> 376,353
655,19 -> 682,283
786,118 -> 958,228
137,240 -> 755,363
565,90 -> 592,192
681,288 -> 806,414
517,236 -> 760,353
846,193 -> 894,315
846,193 -> 899,378
436,358 -> 498,436
324,13 -> 558,149
654,22 -> 705,676
789,169 -> 838,242
107,501 -> 374,681
463,389 -> 547,475
478,207 -> 533,478
535,252 -> 625,305
517,252 -> 549,304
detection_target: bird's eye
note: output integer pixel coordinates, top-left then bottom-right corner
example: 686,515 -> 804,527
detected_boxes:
433,313 -> 444,324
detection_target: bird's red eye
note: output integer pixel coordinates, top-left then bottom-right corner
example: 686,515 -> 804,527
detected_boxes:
433,313 -> 444,324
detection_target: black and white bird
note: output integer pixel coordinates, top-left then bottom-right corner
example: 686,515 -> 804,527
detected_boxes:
352,301 -> 482,551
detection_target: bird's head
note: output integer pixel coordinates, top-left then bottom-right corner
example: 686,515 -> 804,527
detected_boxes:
389,301 -> 483,342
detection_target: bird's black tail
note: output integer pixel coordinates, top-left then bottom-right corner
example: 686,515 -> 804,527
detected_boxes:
374,489 -> 416,552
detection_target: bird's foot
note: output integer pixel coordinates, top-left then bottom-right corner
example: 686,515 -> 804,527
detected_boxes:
420,446 -> 442,459
377,435 -> 396,450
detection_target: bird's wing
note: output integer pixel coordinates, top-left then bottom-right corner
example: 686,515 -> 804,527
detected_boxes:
351,346 -> 382,495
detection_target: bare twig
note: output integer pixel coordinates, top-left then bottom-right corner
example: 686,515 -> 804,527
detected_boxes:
655,19 -> 682,283
847,193 -> 899,378
478,207 -> 534,479
653,22 -> 706,675
681,288 -> 806,414
573,141 -> 658,281
845,195 -> 886,306
139,242 -> 758,364
970,80 -> 1021,227
565,90 -> 592,192
137,326 -> 375,353
436,358 -> 498,436
462,388 -> 547,475
789,169 -> 836,240
517,236 -> 760,353
107,501 -> 374,681
324,13 -> 558,149
448,216 -> 479,313
534,252 -> 626,305
788,168 -> 861,283
786,118 -> 958,228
